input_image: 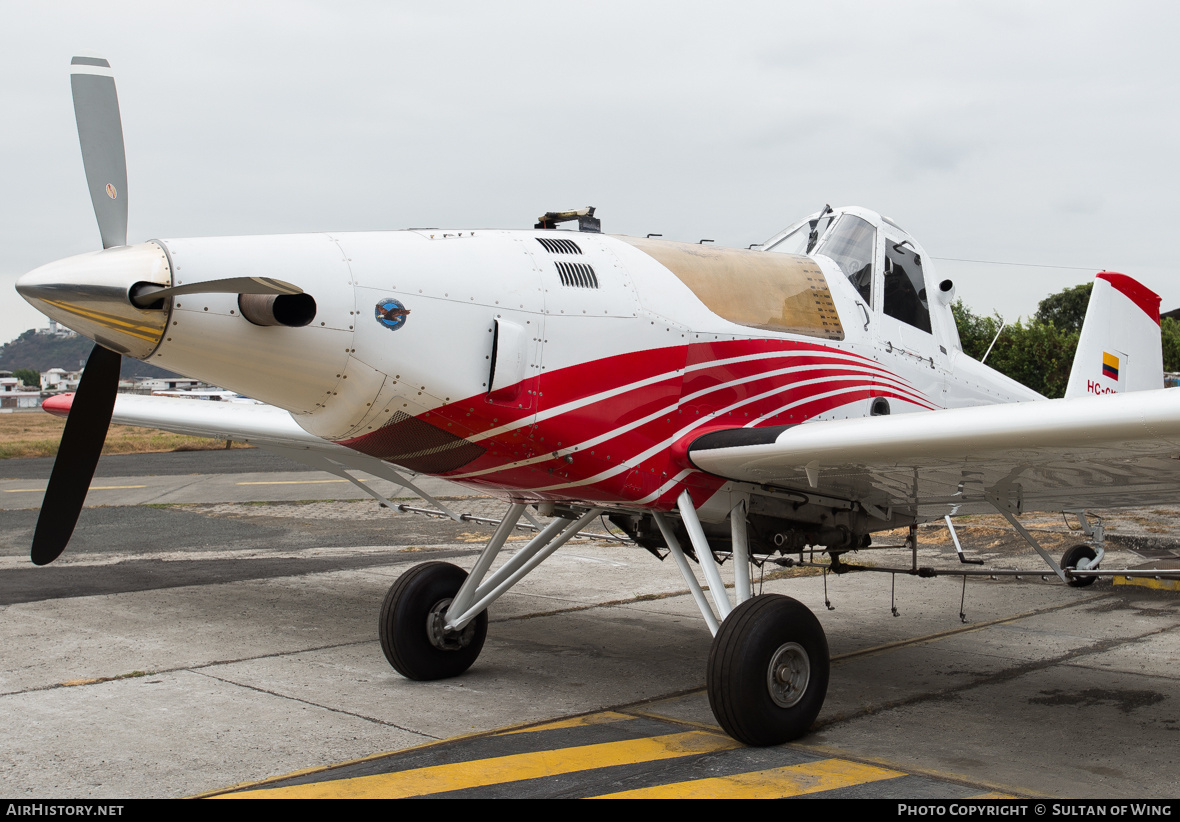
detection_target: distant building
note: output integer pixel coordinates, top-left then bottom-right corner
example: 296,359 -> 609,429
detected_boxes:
41,367 -> 82,393
0,375 -> 42,410
134,377 -> 203,392
35,318 -> 77,338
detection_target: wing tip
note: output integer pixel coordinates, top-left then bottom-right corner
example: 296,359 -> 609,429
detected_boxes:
42,393 -> 75,418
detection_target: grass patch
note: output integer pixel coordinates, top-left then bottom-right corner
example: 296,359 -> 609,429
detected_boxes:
0,410 -> 254,459
761,565 -> 824,580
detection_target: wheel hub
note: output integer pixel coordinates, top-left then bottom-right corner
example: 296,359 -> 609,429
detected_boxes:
426,598 -> 476,651
766,641 -> 810,708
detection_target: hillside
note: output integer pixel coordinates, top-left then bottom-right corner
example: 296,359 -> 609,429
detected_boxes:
0,330 -> 180,379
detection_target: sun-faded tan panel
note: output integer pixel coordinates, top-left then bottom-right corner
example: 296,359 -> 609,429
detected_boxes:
619,236 -> 843,341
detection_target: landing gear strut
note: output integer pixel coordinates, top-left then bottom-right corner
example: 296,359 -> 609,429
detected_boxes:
379,505 -> 603,682
657,492 -> 832,745
707,594 -> 830,746
377,497 -> 834,746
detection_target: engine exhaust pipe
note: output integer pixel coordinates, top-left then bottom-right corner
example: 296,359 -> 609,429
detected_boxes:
238,293 -> 317,327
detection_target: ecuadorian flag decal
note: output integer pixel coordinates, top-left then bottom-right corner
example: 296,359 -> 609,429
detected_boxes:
1102,352 -> 1120,381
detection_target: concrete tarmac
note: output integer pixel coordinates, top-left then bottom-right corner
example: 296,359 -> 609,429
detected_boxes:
2,449 -> 1179,798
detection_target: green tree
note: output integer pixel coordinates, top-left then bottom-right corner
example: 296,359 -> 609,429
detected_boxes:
952,296 -> 1080,399
12,367 -> 40,389
950,300 -> 1003,362
1034,282 -> 1092,333
984,320 -> 1079,399
1159,316 -> 1180,373
952,281 -> 1176,396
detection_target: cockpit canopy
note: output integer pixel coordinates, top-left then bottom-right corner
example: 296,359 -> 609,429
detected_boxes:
762,206 -> 956,350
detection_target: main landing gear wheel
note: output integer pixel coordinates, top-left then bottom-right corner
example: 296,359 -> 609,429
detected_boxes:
379,561 -> 487,680
1062,544 -> 1099,588
707,594 -> 830,746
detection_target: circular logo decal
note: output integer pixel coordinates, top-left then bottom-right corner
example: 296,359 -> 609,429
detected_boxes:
105,183 -> 117,199
375,298 -> 410,331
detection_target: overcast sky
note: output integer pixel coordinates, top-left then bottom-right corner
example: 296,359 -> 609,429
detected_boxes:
2,1 -> 1178,345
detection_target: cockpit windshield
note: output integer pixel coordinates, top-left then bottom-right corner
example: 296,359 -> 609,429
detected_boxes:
815,214 -> 874,304
765,223 -> 810,255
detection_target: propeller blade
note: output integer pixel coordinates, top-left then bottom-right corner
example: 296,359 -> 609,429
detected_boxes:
70,56 -> 128,249
31,345 -> 122,566
129,276 -> 303,308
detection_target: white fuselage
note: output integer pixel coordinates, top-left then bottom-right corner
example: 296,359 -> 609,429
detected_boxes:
19,208 -> 1040,514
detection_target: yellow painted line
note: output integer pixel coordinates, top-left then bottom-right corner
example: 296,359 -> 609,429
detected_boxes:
4,485 -> 146,493
235,479 -> 367,486
217,731 -> 740,799
593,757 -> 905,799
193,722 -> 520,798
1114,576 -> 1180,592
498,711 -> 634,735
792,742 -> 1038,798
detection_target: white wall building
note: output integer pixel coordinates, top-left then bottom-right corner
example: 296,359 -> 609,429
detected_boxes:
0,375 -> 43,410
41,367 -> 82,392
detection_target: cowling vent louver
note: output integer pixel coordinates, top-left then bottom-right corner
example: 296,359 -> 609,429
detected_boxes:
536,237 -> 582,255
555,261 -> 599,289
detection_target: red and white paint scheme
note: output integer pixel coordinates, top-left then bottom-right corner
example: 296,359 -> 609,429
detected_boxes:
1065,271 -> 1163,399
18,57 -> 1180,747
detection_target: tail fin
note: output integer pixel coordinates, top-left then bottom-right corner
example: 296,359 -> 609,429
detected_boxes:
1065,272 -> 1162,399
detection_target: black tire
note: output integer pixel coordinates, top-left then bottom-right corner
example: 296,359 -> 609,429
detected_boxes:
1062,544 -> 1098,588
707,594 -> 829,746
378,561 -> 487,680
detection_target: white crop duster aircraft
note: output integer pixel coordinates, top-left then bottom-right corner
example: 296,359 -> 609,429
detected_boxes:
17,57 -> 1180,747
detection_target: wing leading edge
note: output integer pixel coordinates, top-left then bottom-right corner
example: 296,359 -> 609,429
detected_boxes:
45,393 -> 459,514
688,388 -> 1180,520
94,393 -> 335,449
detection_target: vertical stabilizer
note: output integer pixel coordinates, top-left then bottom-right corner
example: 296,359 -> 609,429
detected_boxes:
1065,272 -> 1162,399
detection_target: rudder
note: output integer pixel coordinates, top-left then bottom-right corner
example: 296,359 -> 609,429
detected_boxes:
1065,272 -> 1162,398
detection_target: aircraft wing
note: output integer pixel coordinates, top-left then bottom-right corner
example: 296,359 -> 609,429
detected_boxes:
50,393 -> 460,513
688,388 -> 1180,520
101,393 -> 333,449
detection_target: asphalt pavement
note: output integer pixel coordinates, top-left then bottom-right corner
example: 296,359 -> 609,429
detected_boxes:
2,449 -> 1179,799
0,447 -> 306,480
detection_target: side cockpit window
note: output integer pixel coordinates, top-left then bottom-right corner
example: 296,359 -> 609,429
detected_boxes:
884,241 -> 931,333
815,214 -> 874,305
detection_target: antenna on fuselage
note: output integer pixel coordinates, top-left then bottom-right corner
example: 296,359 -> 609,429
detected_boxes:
982,318 -> 1008,364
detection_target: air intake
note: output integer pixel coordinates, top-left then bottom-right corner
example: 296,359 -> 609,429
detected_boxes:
536,237 -> 582,255
555,261 -> 599,289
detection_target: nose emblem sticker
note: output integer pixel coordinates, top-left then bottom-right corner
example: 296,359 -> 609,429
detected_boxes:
375,298 -> 410,331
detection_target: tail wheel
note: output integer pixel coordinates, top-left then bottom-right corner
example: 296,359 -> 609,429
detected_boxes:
1062,544 -> 1099,588
707,594 -> 829,746
379,561 -> 487,680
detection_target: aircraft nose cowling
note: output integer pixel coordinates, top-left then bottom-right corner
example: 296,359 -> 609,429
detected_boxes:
15,242 -> 172,359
